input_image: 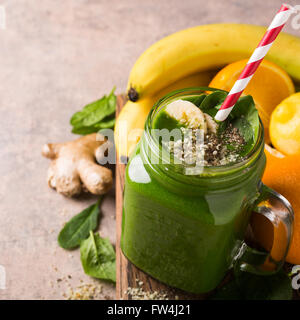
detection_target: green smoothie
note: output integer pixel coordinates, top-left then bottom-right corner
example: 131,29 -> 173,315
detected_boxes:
121,88 -> 265,293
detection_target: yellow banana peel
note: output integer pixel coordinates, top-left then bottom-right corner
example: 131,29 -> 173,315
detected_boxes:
114,97 -> 155,158
127,24 -> 300,101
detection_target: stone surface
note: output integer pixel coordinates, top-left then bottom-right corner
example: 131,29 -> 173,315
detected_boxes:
0,0 -> 298,300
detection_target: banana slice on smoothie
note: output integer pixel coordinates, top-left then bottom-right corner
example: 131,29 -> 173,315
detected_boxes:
153,99 -> 208,132
166,99 -> 207,131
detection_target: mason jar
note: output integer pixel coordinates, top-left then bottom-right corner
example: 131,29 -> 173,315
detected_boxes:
121,88 -> 293,294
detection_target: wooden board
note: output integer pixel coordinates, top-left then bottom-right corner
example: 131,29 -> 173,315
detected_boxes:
115,95 -> 209,300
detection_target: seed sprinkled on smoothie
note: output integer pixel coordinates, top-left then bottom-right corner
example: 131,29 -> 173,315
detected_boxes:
165,116 -> 245,166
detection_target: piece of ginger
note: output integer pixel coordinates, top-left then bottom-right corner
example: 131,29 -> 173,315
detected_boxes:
42,133 -> 113,197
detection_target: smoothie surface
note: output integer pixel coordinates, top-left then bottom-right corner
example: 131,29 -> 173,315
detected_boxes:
152,90 -> 260,167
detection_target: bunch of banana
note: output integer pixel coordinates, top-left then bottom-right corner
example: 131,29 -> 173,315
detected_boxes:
115,23 -> 300,158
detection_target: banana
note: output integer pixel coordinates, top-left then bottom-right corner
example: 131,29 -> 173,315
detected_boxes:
115,71 -> 215,157
164,99 -> 207,131
127,23 -> 300,101
114,97 -> 156,158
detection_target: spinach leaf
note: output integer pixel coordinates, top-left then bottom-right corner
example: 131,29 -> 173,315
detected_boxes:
199,90 -> 227,110
70,88 -> 116,135
237,270 -> 293,300
71,116 -> 116,135
231,95 -> 259,143
231,116 -> 254,156
58,199 -> 101,249
71,125 -> 100,135
212,270 -> 293,300
71,96 -> 106,127
232,117 -> 253,142
95,116 -> 116,129
80,231 -> 116,282
183,94 -> 206,107
198,92 -> 259,155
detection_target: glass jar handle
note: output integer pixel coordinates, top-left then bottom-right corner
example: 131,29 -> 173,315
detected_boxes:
234,182 -> 294,275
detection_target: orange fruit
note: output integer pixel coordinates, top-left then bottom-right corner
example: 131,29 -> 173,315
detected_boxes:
270,92 -> 300,155
209,59 -> 295,143
251,145 -> 300,265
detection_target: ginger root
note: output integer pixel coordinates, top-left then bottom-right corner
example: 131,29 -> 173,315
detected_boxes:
42,133 -> 113,197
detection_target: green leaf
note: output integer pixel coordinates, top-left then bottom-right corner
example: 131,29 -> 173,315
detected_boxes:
71,125 -> 101,135
80,231 -> 116,282
83,88 -> 116,127
199,92 -> 259,156
70,88 -> 116,135
58,200 -> 101,249
212,270 -> 293,300
71,116 -> 116,135
71,96 -> 106,127
183,94 -> 206,107
199,90 -> 227,110
95,116 -> 116,129
230,117 -> 254,156
231,95 -> 259,143
232,117 -> 253,143
236,270 -> 293,300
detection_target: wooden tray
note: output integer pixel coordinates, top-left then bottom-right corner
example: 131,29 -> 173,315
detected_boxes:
115,95 -> 208,300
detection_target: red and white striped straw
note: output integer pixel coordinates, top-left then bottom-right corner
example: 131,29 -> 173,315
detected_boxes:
215,4 -> 296,122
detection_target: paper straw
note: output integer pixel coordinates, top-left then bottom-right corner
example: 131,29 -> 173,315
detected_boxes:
215,4 -> 296,122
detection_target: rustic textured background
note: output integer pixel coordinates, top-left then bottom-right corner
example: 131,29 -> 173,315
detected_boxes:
0,0 -> 298,300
